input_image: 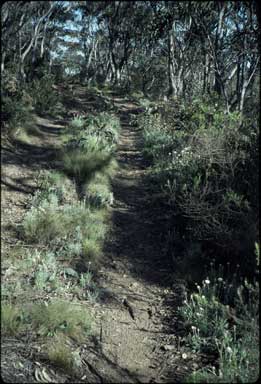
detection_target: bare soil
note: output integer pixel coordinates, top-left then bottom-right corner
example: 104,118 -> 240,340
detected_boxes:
1,87 -> 203,383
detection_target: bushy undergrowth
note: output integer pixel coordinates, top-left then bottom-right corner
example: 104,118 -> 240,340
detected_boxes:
82,171 -> 114,209
28,73 -> 60,115
1,247 -> 99,306
22,196 -> 107,252
31,170 -> 75,206
46,335 -> 81,373
140,98 -> 259,273
2,173 -> 104,353
180,255 -> 259,383
2,299 -> 92,342
30,300 -> 91,341
2,72 -> 33,130
139,97 -> 259,383
18,110 -> 119,279
1,303 -> 26,336
2,70 -> 60,133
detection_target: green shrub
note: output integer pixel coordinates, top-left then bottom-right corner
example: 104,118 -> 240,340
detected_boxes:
32,251 -> 59,291
140,99 -> 259,272
180,263 -> 259,383
46,335 -> 83,373
30,170 -> 74,207
61,111 -> 120,186
29,300 -> 92,341
62,144 -> 112,184
29,73 -> 60,114
1,303 -> 25,336
82,238 -> 102,266
83,181 -> 113,208
101,158 -> 118,180
2,72 -> 33,129
22,194 -> 63,243
143,125 -> 174,161
22,194 -> 65,244
69,115 -> 86,131
22,199 -> 107,247
2,96 -> 32,128
47,336 -> 76,372
65,112 -> 120,145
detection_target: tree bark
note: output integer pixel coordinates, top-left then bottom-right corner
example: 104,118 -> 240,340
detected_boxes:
168,25 -> 176,97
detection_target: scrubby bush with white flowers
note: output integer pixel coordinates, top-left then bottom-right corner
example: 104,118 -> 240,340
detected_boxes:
140,98 -> 259,383
140,98 -> 259,274
179,259 -> 259,383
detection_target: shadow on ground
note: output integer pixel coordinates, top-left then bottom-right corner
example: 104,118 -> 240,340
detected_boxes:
102,107 -> 175,289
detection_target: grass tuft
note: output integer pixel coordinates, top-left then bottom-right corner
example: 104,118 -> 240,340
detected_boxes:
30,300 -> 92,341
1,303 -> 25,336
62,148 -> 112,184
47,337 -> 75,372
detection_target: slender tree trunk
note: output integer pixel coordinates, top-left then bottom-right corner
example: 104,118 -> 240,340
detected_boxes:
1,51 -> 6,73
203,50 -> 210,94
239,83 -> 247,113
213,3 -> 225,96
168,27 -> 176,97
239,58 -> 259,115
236,58 -> 241,108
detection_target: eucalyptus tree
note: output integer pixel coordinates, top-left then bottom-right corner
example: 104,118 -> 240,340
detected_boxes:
1,1 -> 259,114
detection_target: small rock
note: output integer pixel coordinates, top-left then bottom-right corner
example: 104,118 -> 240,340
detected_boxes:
162,344 -> 175,351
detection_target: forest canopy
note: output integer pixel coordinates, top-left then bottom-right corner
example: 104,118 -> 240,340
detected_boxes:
1,1 -> 260,114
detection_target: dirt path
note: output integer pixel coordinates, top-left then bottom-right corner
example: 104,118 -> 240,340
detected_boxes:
83,98 -> 192,383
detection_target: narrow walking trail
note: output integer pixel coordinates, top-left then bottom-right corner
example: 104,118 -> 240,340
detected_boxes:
84,97 -> 191,383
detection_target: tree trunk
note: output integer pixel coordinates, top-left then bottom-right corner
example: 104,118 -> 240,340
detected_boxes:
1,51 -> 6,73
239,57 -> 259,115
239,83 -> 247,114
213,3 -> 225,96
203,50 -> 210,94
168,27 -> 176,97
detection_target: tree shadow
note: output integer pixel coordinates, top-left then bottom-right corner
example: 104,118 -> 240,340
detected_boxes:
101,108 -> 175,290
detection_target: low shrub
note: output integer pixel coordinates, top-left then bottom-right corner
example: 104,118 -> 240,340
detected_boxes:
2,71 -> 27,122
46,335 -> 82,373
1,303 -> 25,336
28,73 -> 60,115
30,170 -> 75,207
65,112 -> 120,146
180,262 -> 259,383
83,181 -> 113,208
2,245 -> 101,307
140,98 -> 259,273
62,147 -> 112,184
1,298 -> 92,341
69,115 -> 86,131
61,112 -> 120,187
47,336 -> 75,372
22,194 -> 65,244
82,238 -> 102,268
30,300 -> 92,341
22,198 -> 107,247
